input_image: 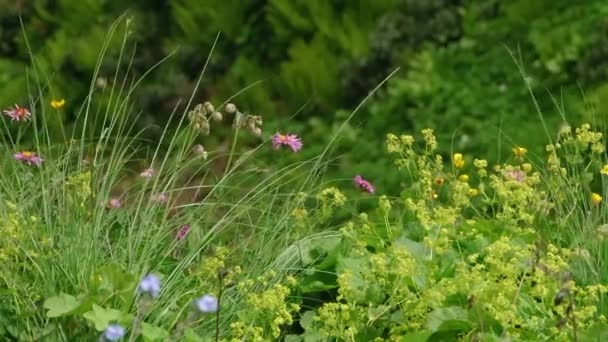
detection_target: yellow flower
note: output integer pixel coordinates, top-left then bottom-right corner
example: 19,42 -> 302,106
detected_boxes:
592,193 -> 602,205
601,165 -> 608,175
434,177 -> 445,186
512,146 -> 527,157
468,189 -> 479,197
51,98 -> 65,109
453,153 -> 464,168
458,174 -> 469,182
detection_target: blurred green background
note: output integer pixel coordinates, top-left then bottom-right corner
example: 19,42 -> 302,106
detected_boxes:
3,0 -> 608,194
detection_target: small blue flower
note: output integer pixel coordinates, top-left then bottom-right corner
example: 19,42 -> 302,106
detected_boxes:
137,274 -> 161,298
103,324 -> 125,341
195,294 -> 218,313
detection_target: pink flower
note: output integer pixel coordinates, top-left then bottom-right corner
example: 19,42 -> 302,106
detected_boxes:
272,133 -> 302,152
354,175 -> 375,194
176,224 -> 190,240
140,168 -> 155,179
3,105 -> 31,122
504,170 -> 526,183
152,193 -> 168,203
14,151 -> 43,166
107,198 -> 122,209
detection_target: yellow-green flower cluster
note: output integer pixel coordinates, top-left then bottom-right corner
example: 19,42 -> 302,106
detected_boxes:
230,271 -> 299,340
317,187 -> 347,219
575,123 -> 605,153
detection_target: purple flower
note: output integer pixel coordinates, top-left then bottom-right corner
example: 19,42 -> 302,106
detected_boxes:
176,224 -> 190,240
140,168 -> 155,179
3,104 -> 31,122
137,274 -> 161,298
13,151 -> 43,166
354,175 -> 375,194
272,133 -> 303,152
103,324 -> 125,341
107,198 -> 122,209
195,294 -> 218,313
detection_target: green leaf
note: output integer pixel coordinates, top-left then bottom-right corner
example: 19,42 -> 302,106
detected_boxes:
43,293 -> 81,318
183,328 -> 204,341
401,330 -> 432,342
368,305 -> 390,322
141,322 -> 169,341
425,306 -> 470,332
285,335 -> 303,342
98,264 -> 137,292
300,310 -> 316,330
82,305 -> 131,331
298,270 -> 338,293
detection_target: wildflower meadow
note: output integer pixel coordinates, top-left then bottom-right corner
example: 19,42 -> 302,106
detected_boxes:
3,14 -> 608,342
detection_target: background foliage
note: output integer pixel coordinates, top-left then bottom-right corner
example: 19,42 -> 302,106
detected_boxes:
2,0 -> 608,191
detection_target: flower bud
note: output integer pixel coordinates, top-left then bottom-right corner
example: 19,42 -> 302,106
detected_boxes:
233,112 -> 244,128
252,115 -> 263,126
200,121 -> 210,135
192,144 -> 205,155
211,111 -> 223,121
203,101 -> 214,113
225,103 -> 237,114
252,127 -> 262,137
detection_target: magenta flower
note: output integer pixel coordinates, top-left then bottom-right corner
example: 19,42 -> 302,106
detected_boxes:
272,133 -> 302,152
14,151 -> 43,166
3,104 -> 31,122
354,175 -> 375,194
140,168 -> 155,179
177,224 -> 190,240
107,198 -> 122,209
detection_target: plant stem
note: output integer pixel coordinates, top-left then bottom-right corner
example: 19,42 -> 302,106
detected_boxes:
223,127 -> 239,177
215,275 -> 224,342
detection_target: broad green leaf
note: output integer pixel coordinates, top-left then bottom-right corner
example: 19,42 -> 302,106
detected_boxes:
425,306 -> 470,332
183,328 -> 204,341
83,305 -> 131,331
141,322 -> 169,341
401,330 -> 432,342
43,293 -> 81,318
298,271 -> 338,293
300,310 -> 316,330
394,236 -> 430,260
368,305 -> 390,322
436,319 -> 473,333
